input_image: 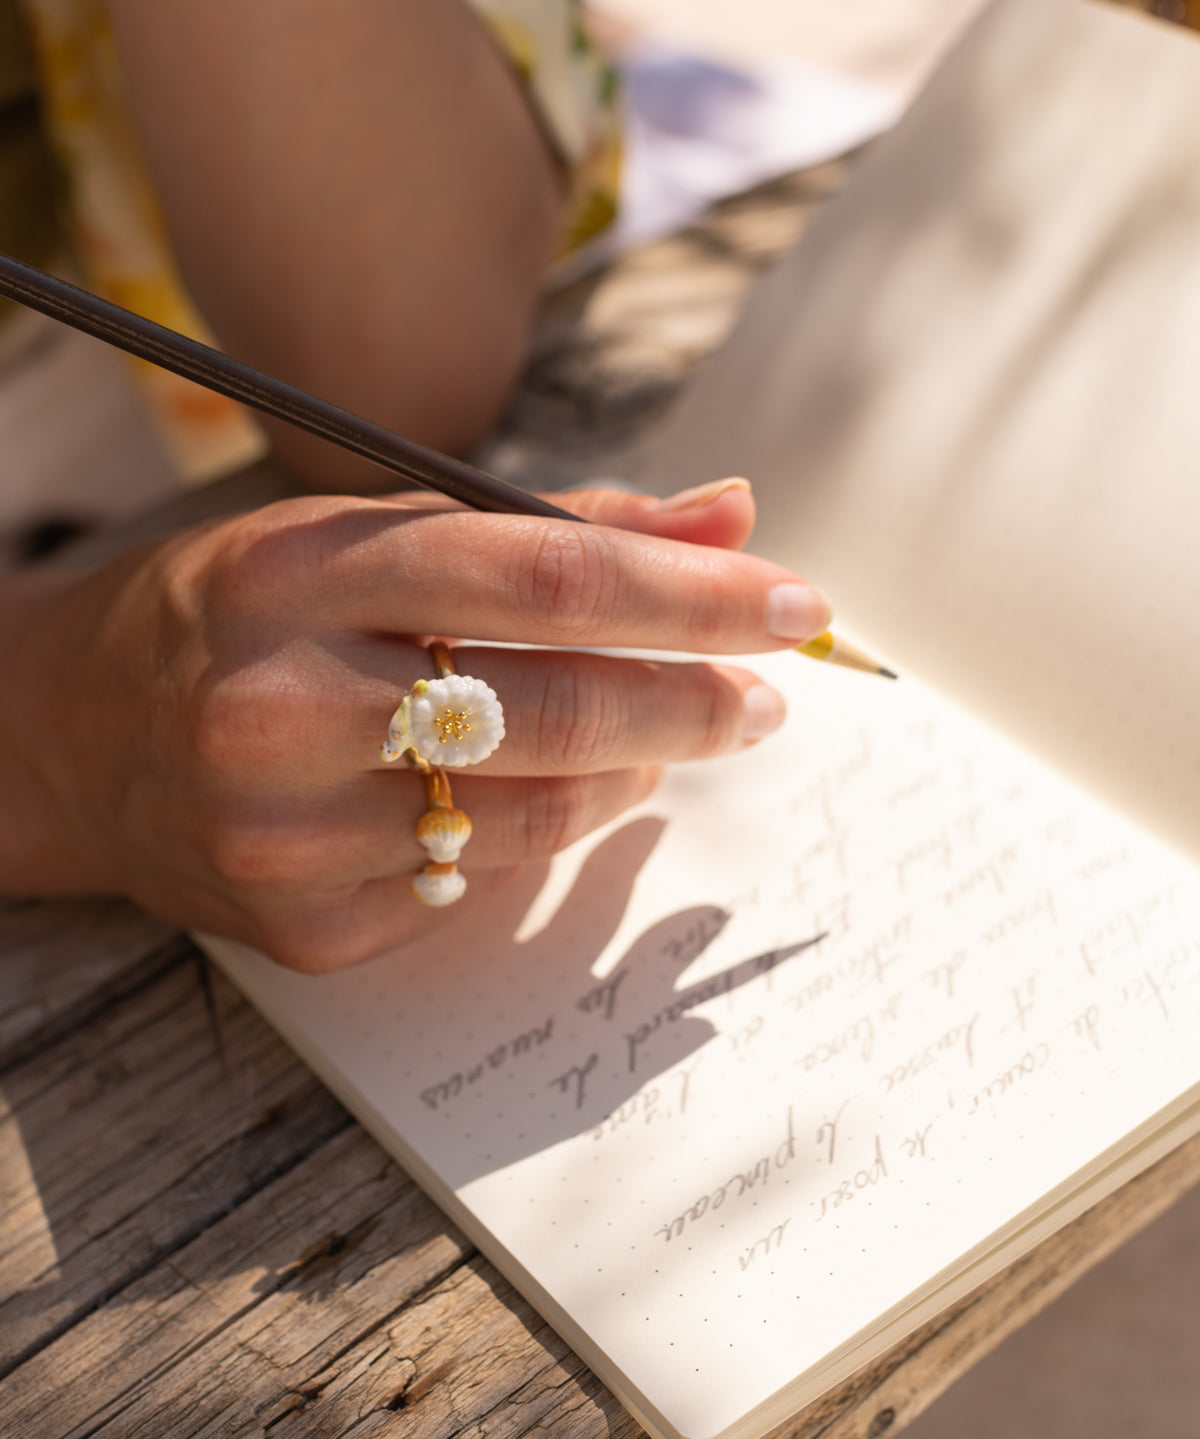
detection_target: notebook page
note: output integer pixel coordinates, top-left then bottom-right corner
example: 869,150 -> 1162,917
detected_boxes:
640,0 -> 1200,871
205,651 -> 1200,1439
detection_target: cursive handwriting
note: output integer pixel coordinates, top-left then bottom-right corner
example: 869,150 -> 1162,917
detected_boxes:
966,1043 -> 1051,1114
420,1017 -> 553,1110
549,1051 -> 599,1110
800,993 -> 902,1071
625,935 -> 824,1073
577,971 -> 626,1022
656,1107 -> 798,1242
879,1012 -> 978,1092
816,1135 -> 888,1221
737,1219 -> 791,1271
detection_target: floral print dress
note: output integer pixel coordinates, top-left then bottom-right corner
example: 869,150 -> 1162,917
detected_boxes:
12,0 -> 622,482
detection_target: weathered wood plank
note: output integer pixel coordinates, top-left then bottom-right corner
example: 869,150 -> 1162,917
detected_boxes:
347,1260 -> 645,1439
0,964 -> 349,1369
0,898 -> 174,1069
4,1013 -> 1199,1439
0,1125 -> 472,1439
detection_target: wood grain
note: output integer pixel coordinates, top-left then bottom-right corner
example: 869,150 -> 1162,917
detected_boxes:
4,933 -> 1196,1438
0,898 -> 173,1067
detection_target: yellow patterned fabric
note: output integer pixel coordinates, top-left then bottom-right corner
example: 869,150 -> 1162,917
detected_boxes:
15,0 -> 622,483
471,0 -> 622,256
0,0 -> 63,320
18,0 -> 267,482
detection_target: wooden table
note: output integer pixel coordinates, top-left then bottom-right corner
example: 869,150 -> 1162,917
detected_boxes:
3,158 -> 1200,1439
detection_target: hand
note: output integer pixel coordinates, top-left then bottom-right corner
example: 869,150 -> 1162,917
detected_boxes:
0,482 -> 831,970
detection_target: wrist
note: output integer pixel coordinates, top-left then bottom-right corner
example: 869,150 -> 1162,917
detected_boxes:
0,567 -> 105,895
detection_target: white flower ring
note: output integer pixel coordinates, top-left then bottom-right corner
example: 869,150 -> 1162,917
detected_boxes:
381,672 -> 504,769
379,643 -> 503,906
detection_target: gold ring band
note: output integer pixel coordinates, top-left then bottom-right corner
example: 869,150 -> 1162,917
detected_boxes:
429,639 -> 455,679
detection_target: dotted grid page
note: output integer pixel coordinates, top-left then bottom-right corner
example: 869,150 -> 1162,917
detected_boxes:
643,0 -> 1200,875
205,647 -> 1200,1439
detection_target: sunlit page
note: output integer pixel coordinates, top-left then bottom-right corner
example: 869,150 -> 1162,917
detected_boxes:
644,0 -> 1200,870
207,653 -> 1200,1439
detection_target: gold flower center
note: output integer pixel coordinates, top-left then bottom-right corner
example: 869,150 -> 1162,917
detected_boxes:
434,707 -> 472,743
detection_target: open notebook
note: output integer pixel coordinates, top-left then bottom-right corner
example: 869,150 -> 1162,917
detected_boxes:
203,2 -> 1200,1437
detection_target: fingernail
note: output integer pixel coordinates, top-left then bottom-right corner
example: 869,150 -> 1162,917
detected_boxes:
742,683 -> 787,742
656,477 -> 751,511
766,581 -> 833,641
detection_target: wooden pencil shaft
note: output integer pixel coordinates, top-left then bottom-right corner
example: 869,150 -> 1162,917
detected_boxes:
0,251 -> 579,521
0,256 -> 898,677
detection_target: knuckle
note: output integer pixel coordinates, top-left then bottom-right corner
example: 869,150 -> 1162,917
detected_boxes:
204,824 -> 298,889
185,499 -> 360,639
679,588 -> 732,652
203,501 -> 340,596
258,925 -> 347,974
188,673 -> 261,769
512,526 -> 620,641
695,668 -> 744,756
534,661 -> 625,772
519,776 -> 594,857
187,689 -> 254,774
188,667 -> 313,774
188,518 -> 281,622
258,890 -> 429,974
203,810 -> 336,892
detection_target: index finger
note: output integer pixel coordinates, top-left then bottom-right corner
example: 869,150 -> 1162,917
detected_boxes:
333,507 -> 832,653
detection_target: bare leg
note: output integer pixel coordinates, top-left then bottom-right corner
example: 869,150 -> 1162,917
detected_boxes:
107,0 -> 565,484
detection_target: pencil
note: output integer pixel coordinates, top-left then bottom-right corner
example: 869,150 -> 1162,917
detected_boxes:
0,251 -> 894,678
0,252 -> 574,519
797,631 -> 898,680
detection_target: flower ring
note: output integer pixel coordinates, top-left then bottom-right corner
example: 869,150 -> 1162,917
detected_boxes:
380,643 -> 505,768
380,644 -> 501,907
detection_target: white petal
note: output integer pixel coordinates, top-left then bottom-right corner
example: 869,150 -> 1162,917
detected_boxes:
416,808 -> 472,863
411,868 -> 467,906
408,673 -> 505,766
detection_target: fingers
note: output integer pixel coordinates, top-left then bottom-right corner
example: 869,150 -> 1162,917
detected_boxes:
235,863 -> 541,974
370,477 -> 756,548
203,480 -> 824,655
362,648 -> 786,776
550,479 -> 757,551
203,765 -> 662,892
207,638 -> 787,968
186,760 -> 663,971
483,652 -> 786,775
331,505 -> 831,653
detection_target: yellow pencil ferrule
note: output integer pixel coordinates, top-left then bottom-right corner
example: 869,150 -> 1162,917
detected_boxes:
797,631 -> 836,661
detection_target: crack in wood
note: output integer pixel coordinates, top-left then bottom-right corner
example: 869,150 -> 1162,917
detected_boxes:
0,931 -> 198,1079
280,1217 -> 381,1286
0,1114 -> 356,1389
